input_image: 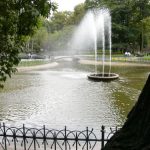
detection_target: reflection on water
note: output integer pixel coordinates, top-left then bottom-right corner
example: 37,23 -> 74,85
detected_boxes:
0,61 -> 149,129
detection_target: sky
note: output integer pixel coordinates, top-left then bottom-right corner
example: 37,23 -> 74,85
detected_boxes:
53,0 -> 86,11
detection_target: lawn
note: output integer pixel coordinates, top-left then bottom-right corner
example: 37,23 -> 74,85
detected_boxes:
18,59 -> 50,67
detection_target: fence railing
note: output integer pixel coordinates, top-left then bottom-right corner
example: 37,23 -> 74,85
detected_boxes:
0,123 -> 120,150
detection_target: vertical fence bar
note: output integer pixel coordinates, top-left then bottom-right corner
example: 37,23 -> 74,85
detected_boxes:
101,126 -> 105,149
23,124 -> 26,150
54,132 -> 56,150
3,123 -> 7,150
33,131 -> 36,150
65,126 -> 67,150
13,129 -> 17,150
86,127 -> 89,150
75,132 -> 78,150
43,125 -> 46,150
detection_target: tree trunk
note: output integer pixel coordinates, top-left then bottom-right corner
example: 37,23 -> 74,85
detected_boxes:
140,24 -> 144,52
103,74 -> 150,150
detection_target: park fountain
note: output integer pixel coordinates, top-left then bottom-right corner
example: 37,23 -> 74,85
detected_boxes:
71,8 -> 119,81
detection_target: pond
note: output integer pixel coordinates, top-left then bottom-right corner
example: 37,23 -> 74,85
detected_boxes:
0,60 -> 149,130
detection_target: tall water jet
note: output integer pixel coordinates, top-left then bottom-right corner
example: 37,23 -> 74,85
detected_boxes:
108,15 -> 112,75
102,14 -> 105,77
94,19 -> 98,74
89,9 -> 119,81
70,8 -> 119,81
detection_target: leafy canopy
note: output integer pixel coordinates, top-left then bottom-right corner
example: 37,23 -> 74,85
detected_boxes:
0,0 -> 57,87
85,0 -> 150,52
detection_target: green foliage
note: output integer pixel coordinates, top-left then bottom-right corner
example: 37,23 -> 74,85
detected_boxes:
30,26 -> 49,53
18,60 -> 50,67
50,11 -> 73,32
142,17 -> 150,46
48,3 -> 86,32
85,0 -> 100,9
48,25 -> 75,51
18,0 -> 150,64
34,3 -> 86,54
71,3 -> 86,25
0,0 -> 56,87
85,0 -> 150,53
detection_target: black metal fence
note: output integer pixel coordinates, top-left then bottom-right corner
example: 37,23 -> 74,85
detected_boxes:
0,123 -> 120,150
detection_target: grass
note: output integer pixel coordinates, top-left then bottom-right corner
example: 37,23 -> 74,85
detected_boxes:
111,55 -> 150,63
18,60 -> 50,67
143,55 -> 150,60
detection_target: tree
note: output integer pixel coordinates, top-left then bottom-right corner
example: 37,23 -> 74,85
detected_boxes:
24,17 -> 50,54
71,3 -> 86,25
0,0 -> 57,87
30,26 -> 49,53
84,0 -> 150,53
48,25 -> 75,53
142,17 -> 150,48
49,11 -> 73,32
85,0 -> 100,10
103,74 -> 150,150
131,0 -> 150,52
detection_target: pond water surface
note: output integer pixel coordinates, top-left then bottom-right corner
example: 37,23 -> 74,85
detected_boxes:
0,60 -> 149,130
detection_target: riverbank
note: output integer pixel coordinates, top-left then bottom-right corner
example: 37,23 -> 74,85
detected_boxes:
17,62 -> 58,72
17,59 -> 150,72
79,60 -> 150,67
